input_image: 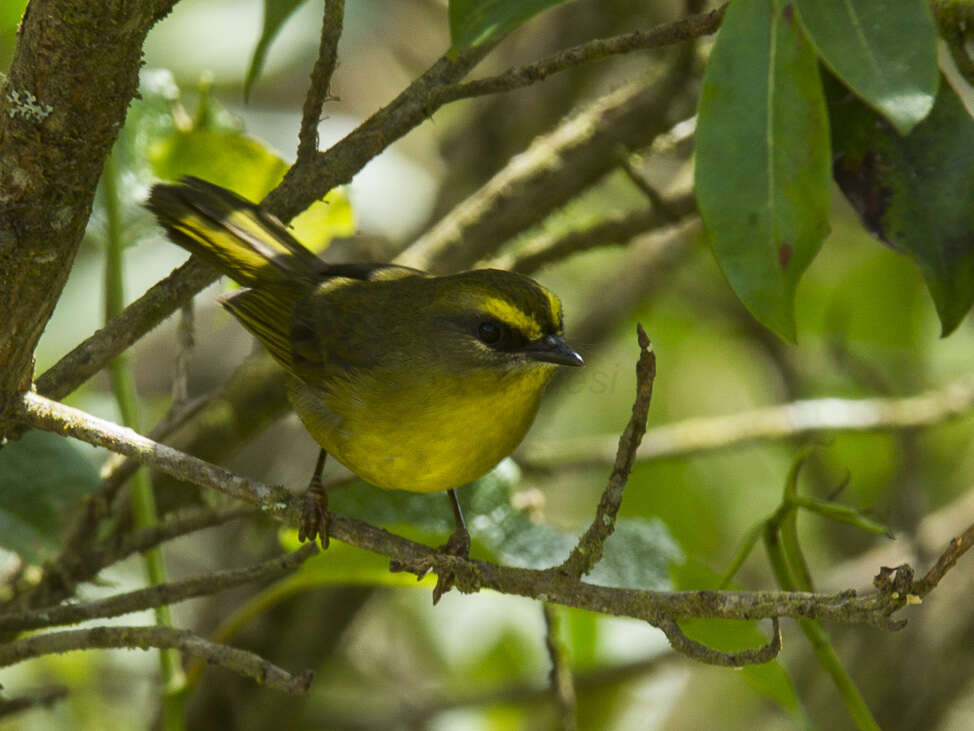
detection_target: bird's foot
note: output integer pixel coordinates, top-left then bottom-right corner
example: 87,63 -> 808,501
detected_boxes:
431,524 -> 471,604
298,478 -> 331,550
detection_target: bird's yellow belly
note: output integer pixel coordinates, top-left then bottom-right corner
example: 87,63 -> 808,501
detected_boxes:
286,368 -> 551,493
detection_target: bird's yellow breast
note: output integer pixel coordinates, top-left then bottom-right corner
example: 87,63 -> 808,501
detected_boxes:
286,362 -> 556,493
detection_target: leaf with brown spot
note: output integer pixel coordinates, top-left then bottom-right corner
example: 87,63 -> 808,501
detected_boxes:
828,73 -> 974,335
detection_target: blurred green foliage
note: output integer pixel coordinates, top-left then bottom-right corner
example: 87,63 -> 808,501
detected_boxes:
4,0 -> 974,729
0,432 -> 98,563
449,0 -> 574,49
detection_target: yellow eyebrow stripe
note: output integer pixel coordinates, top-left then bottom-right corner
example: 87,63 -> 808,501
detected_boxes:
543,288 -> 563,331
482,296 -> 543,339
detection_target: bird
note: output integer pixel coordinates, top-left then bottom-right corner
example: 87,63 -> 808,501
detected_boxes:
147,176 -> 583,567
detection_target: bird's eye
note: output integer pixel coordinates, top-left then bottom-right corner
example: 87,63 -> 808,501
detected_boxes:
477,320 -> 502,345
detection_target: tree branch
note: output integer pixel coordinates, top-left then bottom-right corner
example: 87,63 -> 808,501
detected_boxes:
262,42 -> 498,222
296,0 -> 345,162
911,520 -> 974,599
4,506 -> 256,616
559,325 -> 655,578
0,626 -> 314,695
487,200 -> 696,276
0,685 -> 68,721
0,544 -> 317,632
431,4 -> 727,106
521,372 -> 974,469
11,392 -> 927,638
398,68 -> 695,274
658,617 -> 782,666
34,257 -> 219,401
543,605 -> 577,731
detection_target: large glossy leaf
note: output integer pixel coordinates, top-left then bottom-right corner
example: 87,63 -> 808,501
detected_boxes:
0,432 -> 99,562
695,0 -> 831,341
829,75 -> 974,335
244,0 -> 311,101
795,0 -> 937,135
449,0 -> 573,49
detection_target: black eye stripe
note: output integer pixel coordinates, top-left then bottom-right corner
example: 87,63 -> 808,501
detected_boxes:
475,318 -> 529,351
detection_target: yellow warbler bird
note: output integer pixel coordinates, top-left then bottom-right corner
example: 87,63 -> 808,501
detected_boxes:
147,177 -> 582,556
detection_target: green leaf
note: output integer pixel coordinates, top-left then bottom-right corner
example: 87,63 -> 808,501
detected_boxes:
0,432 -> 99,562
672,560 -> 807,723
148,97 -> 354,253
449,0 -> 573,49
0,0 -> 26,34
794,0 -> 938,135
280,462 -> 680,590
278,529 -> 440,588
791,495 -> 892,537
695,0 -> 831,341
559,606 -> 600,669
680,616 -> 807,718
150,128 -> 289,201
586,519 -> 681,590
244,0 -> 311,101
829,75 -> 974,335
462,628 -> 539,686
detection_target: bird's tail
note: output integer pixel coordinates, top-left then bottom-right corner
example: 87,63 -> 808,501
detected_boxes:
146,177 -> 325,293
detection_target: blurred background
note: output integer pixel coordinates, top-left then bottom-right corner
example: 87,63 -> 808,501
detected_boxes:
2,0 -> 974,729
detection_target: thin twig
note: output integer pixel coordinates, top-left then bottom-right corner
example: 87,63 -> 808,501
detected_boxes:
309,654 -> 678,728
0,685 -> 68,720
543,605 -> 577,731
19,390 -> 290,507
0,626 -> 314,694
521,372 -> 974,469
297,0 -> 345,162
658,618 -> 782,666
431,4 -> 727,106
0,544 -> 317,632
615,148 -> 683,222
170,301 -> 195,408
486,201 -> 696,275
558,325 -> 655,579
262,41 -> 498,222
565,218 -> 701,358
911,521 -> 974,599
6,506 -> 258,617
33,257 -> 218,402
100,506 -> 259,564
398,69 -> 695,274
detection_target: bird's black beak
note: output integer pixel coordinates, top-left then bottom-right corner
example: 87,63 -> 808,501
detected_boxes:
521,334 -> 584,367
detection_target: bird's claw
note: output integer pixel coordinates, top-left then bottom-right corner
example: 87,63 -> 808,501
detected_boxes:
431,525 -> 471,604
298,481 -> 330,550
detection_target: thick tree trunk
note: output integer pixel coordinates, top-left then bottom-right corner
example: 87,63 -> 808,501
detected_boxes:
0,0 -> 175,428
